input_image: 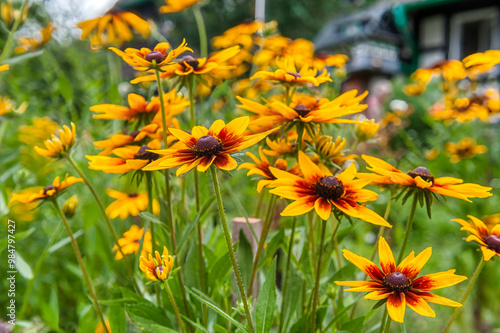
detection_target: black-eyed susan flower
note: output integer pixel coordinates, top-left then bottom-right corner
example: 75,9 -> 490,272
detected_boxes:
113,224 -> 152,260
357,155 -> 492,202
140,246 -> 174,281
34,122 -> 76,158
110,40 -> 191,71
454,215 -> 500,261
0,64 -> 9,72
251,57 -> 331,87
444,138 -> 487,163
262,130 -> 312,157
105,189 -> 148,219
237,146 -> 301,193
14,23 -> 54,54
335,237 -> 466,323
269,151 -> 390,226
90,93 -> 161,122
77,11 -> 150,48
404,60 -> 466,94
9,175 -> 83,204
462,50 -> 500,73
86,139 -> 162,174
130,46 -> 240,84
430,97 -> 490,123
160,0 -> 203,13
143,116 -> 278,176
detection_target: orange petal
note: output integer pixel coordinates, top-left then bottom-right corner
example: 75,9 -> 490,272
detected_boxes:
378,236 -> 396,275
387,292 -> 406,323
342,249 -> 384,281
405,292 -> 435,318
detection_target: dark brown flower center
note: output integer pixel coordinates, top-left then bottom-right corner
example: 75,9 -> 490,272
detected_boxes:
315,176 -> 344,200
193,135 -> 223,157
294,104 -> 310,117
286,71 -> 302,79
153,265 -> 164,279
180,55 -> 199,69
383,272 -> 411,293
129,130 -> 140,138
128,192 -> 138,198
485,235 -> 500,253
43,185 -> 57,195
407,166 -> 434,184
145,51 -> 165,64
134,145 -> 160,162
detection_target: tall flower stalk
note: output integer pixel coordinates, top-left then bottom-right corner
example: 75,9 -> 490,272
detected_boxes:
210,165 -> 255,333
310,219 -> 327,333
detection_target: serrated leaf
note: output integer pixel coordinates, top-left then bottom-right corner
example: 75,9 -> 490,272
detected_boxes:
255,258 -> 276,333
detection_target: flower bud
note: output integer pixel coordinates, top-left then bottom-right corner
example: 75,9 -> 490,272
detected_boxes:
63,195 -> 78,218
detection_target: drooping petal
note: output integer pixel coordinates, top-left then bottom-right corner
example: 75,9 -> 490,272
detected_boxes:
314,197 -> 331,221
480,246 -> 497,261
405,292 -> 436,318
387,292 -> 406,323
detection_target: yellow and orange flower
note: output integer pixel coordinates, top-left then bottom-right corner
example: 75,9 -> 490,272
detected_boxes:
355,118 -> 380,141
1,1 -> 28,27
311,52 -> 348,70
212,21 -> 263,51
358,155 -> 492,202
251,57 -> 331,87
462,50 -> 500,74
90,93 -> 161,121
454,215 -> 500,261
110,40 -> 191,71
131,46 -> 240,84
160,0 -> 203,13
9,175 -> 83,204
15,23 -> 54,54
335,237 -> 466,323
238,146 -> 301,193
0,64 -> 9,72
105,189 -> 149,219
404,60 -> 466,95
114,224 -> 152,260
77,11 -> 150,48
314,135 -> 356,166
444,137 -> 487,163
143,116 -> 278,176
34,122 -> 76,158
429,97 -> 489,123
262,130 -> 312,157
86,140 -> 162,174
269,151 -> 390,226
140,246 -> 174,281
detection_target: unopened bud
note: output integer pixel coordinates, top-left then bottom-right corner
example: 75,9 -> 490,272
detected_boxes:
63,195 -> 78,218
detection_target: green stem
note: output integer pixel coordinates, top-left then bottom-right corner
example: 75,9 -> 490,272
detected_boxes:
311,219 -> 327,333
210,165 -> 255,333
383,314 -> 392,333
0,0 -> 28,63
52,199 -> 108,333
165,281 -> 186,333
255,190 -> 266,219
248,193 -> 278,295
19,221 -> 64,318
67,155 -> 141,294
192,3 -> 208,58
397,195 -> 418,263
146,175 -> 161,307
278,218 -> 297,333
442,257 -> 485,333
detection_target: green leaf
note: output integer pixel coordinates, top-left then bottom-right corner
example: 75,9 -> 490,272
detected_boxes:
185,287 -> 248,332
139,212 -> 165,225
48,230 -> 84,254
125,303 -> 173,332
208,243 -> 237,288
340,315 -> 365,333
58,75 -> 73,100
258,229 -> 284,269
371,298 -> 387,310
15,252 -> 33,279
185,245 -> 202,290
108,306 -> 126,333
255,258 -> 277,333
238,229 -> 254,288
178,197 -> 215,251
40,288 -> 59,330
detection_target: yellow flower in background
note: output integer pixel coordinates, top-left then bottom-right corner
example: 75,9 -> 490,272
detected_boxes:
270,151 -> 391,226
131,46 -> 240,84
86,140 -> 162,174
34,122 -> 76,158
357,155 -> 492,202
335,237 -> 466,323
144,116 -> 278,176
0,96 -> 14,115
462,50 -> 500,73
9,175 -> 83,204
0,1 -> 28,27
62,195 -> 79,218
430,97 -> 489,123
110,40 -> 191,71
212,20 -> 263,50
444,137 -> 487,163
105,189 -> 149,219
95,321 -> 112,333
15,23 -> 54,54
454,215 -> 500,261
355,118 -> 380,141
425,148 -> 439,161
262,130 -> 312,157
114,224 -> 152,260
314,135 -> 356,166
90,93 -> 161,121
77,11 -> 150,48
251,57 -> 331,87
5,200 -> 38,223
0,64 -> 9,72
254,36 -> 315,69
404,60 -> 466,94
232,78 -> 274,100
160,0 -> 203,13
238,146 -> 301,193
140,246 -> 174,281
311,52 -> 348,70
